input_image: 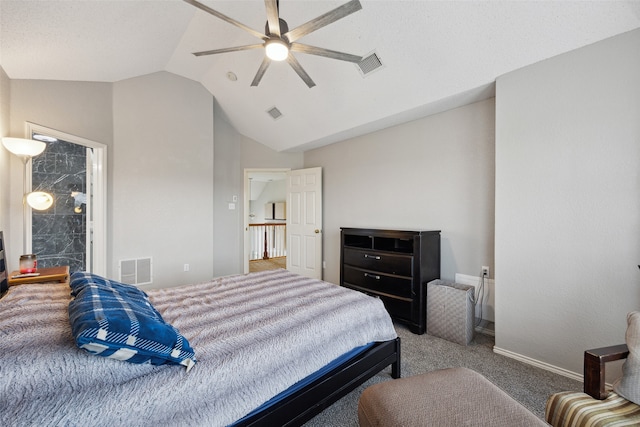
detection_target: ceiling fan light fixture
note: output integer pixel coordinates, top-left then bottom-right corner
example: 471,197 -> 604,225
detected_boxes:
186,0 -> 364,87
265,39 -> 289,61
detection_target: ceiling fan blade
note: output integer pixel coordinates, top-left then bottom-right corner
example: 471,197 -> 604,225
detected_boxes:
264,0 -> 281,36
284,0 -> 362,43
184,0 -> 265,40
287,54 -> 316,88
290,43 -> 362,63
251,57 -> 272,86
193,44 -> 264,57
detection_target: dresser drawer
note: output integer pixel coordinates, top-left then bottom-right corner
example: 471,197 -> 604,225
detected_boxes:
343,265 -> 412,299
343,248 -> 413,277
379,296 -> 413,322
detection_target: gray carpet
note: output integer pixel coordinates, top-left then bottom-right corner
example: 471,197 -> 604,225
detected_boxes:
304,322 -> 583,426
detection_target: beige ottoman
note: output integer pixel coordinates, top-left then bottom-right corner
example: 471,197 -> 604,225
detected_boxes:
358,367 -> 547,426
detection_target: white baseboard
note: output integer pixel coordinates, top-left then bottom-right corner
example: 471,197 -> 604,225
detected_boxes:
493,346 -> 583,383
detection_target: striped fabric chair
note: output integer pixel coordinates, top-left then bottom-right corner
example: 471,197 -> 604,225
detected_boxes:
545,344 -> 640,426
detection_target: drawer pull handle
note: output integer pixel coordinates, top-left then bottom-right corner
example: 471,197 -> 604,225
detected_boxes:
364,273 -> 381,280
364,254 -> 381,260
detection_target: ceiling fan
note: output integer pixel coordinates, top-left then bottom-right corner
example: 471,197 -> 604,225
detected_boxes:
184,0 -> 364,88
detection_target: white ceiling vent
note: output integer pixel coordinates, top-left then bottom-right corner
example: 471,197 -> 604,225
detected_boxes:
119,257 -> 152,286
266,106 -> 283,120
357,51 -> 384,77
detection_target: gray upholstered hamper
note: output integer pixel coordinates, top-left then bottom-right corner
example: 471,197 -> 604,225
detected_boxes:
426,279 -> 475,345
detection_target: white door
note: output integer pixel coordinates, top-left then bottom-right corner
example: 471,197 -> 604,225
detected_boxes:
286,167 -> 322,279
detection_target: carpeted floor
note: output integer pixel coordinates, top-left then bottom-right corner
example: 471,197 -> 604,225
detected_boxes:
303,322 -> 583,426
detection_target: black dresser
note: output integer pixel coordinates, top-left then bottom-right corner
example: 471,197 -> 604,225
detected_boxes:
340,228 -> 441,334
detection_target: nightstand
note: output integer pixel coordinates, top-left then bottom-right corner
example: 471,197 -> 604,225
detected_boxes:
8,266 -> 70,286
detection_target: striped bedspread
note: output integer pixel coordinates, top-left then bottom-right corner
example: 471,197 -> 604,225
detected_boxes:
0,269 -> 397,426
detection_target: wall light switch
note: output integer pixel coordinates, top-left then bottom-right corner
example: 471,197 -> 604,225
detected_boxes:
232,195 -> 238,202
228,202 -> 236,210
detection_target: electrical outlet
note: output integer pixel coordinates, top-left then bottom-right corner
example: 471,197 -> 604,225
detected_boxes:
482,266 -> 489,277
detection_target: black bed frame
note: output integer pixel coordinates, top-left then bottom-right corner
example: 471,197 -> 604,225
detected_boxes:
0,231 -> 8,297
236,337 -> 401,426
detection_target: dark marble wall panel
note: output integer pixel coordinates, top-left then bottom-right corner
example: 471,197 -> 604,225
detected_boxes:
31,139 -> 87,273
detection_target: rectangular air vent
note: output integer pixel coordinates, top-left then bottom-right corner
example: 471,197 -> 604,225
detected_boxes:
266,106 -> 283,120
119,257 -> 152,286
357,51 -> 384,76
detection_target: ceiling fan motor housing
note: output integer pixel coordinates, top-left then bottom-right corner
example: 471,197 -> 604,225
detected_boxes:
265,18 -> 289,38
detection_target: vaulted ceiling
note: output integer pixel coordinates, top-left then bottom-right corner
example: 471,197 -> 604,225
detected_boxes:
1,1 -> 639,152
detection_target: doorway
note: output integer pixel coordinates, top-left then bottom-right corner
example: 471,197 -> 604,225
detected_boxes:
26,123 -> 107,275
244,169 -> 288,273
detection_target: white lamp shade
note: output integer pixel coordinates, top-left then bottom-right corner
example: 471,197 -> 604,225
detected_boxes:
26,191 -> 54,210
2,137 -> 46,158
265,39 -> 289,61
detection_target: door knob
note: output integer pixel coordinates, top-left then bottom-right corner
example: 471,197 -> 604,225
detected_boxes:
315,229 -> 320,233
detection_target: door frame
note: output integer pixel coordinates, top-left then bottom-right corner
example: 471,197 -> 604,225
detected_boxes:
25,122 -> 107,276
243,168 -> 290,274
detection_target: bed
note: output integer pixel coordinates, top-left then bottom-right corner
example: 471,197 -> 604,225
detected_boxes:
0,231 -> 6,297
0,268 -> 400,426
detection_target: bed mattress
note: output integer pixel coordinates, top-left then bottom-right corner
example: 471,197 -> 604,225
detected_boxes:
0,269 -> 397,426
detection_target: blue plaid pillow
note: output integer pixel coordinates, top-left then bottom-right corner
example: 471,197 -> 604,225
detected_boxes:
68,272 -> 196,371
69,271 -> 144,297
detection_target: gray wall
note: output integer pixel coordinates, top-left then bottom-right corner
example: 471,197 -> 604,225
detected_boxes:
0,67 -> 10,244
219,107 -> 303,276
6,73 -> 213,287
7,78 -> 113,271
304,98 -> 496,285
113,72 -> 214,287
212,101 -> 242,277
495,28 -> 640,376
3,72 -> 301,284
